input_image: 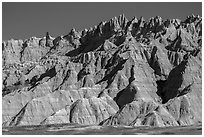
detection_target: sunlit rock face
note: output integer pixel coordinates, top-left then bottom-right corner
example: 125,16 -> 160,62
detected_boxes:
2,14 -> 202,127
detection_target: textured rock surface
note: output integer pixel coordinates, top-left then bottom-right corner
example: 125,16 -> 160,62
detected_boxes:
2,14 -> 202,127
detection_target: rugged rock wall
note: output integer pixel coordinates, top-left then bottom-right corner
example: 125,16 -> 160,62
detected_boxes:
2,14 -> 202,127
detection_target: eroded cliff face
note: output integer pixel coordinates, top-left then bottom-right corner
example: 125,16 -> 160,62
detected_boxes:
2,14 -> 202,127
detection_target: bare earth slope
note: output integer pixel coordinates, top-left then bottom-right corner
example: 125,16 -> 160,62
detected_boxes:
2,14 -> 202,127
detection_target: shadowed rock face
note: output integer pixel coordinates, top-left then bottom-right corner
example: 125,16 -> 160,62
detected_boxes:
2,14 -> 202,127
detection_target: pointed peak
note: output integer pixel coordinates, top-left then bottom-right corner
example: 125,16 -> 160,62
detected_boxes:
70,28 -> 77,34
81,28 -> 88,36
118,13 -> 126,19
94,25 -> 97,29
131,16 -> 138,22
139,16 -> 145,21
46,32 -> 53,40
155,16 -> 162,19
99,21 -> 106,26
111,16 -> 118,21
117,14 -> 128,28
192,14 -> 195,18
68,28 -> 81,38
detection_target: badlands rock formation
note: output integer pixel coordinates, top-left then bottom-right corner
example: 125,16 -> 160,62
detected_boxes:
2,14 -> 202,127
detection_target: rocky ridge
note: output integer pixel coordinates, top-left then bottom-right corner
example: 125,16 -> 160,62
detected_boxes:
2,14 -> 202,127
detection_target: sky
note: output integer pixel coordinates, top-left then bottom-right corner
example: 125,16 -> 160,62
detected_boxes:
2,2 -> 202,40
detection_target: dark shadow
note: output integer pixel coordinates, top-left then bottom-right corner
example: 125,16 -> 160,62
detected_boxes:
165,35 -> 182,52
28,67 -> 57,90
38,67 -> 56,81
20,42 -> 28,62
160,58 -> 189,104
77,68 -> 90,81
113,88 -> 126,108
65,46 -> 83,57
156,80 -> 167,104
128,65 -> 135,83
96,58 -> 128,88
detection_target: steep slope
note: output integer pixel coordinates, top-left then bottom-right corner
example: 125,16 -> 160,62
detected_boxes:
2,14 -> 202,127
